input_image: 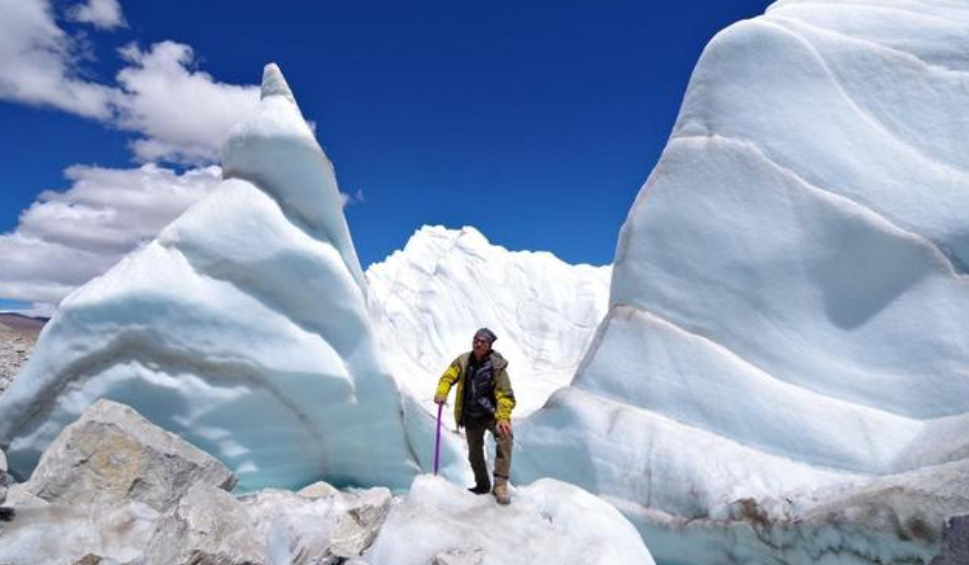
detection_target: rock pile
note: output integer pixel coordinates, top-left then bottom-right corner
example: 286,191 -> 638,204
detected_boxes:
0,322 -> 36,397
0,399 -> 393,565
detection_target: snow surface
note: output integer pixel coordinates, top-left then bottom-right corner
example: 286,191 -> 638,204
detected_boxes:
0,64 -> 419,491
366,225 -> 610,418
0,475 -> 658,565
365,475 -> 656,565
513,1 -> 969,563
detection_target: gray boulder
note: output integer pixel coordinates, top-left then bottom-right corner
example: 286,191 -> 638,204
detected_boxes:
330,487 -> 394,559
142,483 -> 263,565
297,480 -> 340,499
0,399 -> 394,565
21,399 -> 236,511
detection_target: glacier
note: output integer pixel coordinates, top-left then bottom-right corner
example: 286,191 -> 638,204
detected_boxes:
513,1 -> 969,563
366,224 -> 610,418
0,64 -> 420,491
1,0 -> 967,562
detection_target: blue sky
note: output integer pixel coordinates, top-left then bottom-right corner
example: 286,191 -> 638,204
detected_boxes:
0,0 -> 770,312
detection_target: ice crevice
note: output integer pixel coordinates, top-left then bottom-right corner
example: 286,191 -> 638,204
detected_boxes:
667,134 -> 965,280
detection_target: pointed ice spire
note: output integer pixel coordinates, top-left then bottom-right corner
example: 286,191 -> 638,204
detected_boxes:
261,62 -> 295,103
222,62 -> 367,292
260,63 -> 296,104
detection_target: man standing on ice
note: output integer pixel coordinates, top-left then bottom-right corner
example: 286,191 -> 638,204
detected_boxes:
435,328 -> 516,505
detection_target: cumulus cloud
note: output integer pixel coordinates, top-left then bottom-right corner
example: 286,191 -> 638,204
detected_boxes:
0,165 -> 223,313
340,189 -> 366,208
0,1 -> 259,165
0,232 -> 116,306
115,42 -> 260,164
67,0 -> 126,30
0,0 -> 116,118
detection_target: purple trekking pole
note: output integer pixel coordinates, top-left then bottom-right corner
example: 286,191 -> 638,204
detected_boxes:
433,402 -> 443,475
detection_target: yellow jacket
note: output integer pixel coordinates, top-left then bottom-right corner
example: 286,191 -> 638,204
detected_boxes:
436,351 -> 515,427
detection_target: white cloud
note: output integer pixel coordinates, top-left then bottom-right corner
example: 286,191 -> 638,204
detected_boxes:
0,164 -> 223,312
0,0 -> 116,118
0,1 -> 259,165
0,232 -> 114,305
340,189 -> 366,208
114,42 -> 261,164
68,0 -> 126,30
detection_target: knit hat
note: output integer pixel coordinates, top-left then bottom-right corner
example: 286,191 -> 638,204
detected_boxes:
473,327 -> 497,345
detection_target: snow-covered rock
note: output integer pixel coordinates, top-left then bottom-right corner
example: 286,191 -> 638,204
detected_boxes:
19,399 -> 235,512
364,475 -> 655,565
515,1 -> 969,563
367,225 -> 610,417
0,64 -> 420,491
242,486 -> 393,564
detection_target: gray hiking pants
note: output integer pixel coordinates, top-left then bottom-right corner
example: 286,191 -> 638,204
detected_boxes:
465,418 -> 513,488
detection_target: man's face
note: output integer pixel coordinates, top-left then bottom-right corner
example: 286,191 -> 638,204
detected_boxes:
472,337 -> 491,359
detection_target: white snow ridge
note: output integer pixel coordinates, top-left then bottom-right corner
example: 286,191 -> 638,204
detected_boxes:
0,64 -> 419,491
367,225 -> 610,418
513,1 -> 969,564
2,0 -> 968,562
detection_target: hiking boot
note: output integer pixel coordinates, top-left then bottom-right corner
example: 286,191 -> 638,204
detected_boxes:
468,483 -> 491,495
493,484 -> 510,505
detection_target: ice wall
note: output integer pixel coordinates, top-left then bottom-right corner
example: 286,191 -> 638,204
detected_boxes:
515,1 -> 969,563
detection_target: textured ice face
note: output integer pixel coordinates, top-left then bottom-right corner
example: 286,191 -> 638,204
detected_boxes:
222,63 -> 366,291
366,225 -> 611,418
0,64 -> 419,491
515,1 -> 969,563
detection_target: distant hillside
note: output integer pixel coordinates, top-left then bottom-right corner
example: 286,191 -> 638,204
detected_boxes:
0,317 -> 40,396
0,312 -> 48,333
